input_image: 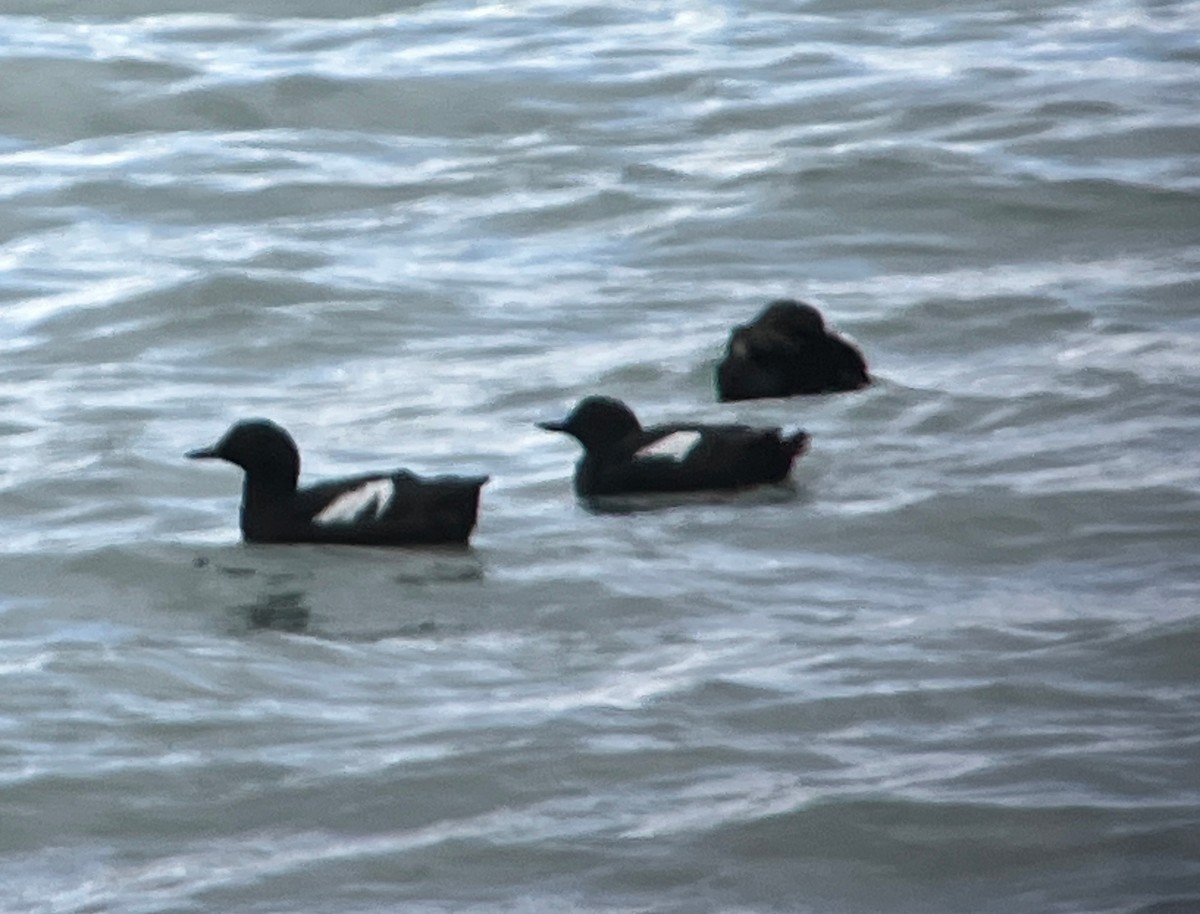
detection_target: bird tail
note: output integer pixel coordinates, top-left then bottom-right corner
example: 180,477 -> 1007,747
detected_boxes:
784,430 -> 811,459
441,476 -> 489,541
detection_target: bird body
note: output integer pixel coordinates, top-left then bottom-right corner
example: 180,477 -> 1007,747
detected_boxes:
187,419 -> 487,546
716,299 -> 870,401
539,397 -> 809,498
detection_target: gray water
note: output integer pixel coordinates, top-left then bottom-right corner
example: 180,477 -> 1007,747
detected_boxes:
2,2 -> 1199,912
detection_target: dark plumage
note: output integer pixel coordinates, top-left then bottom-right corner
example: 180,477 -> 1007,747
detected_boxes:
187,419 -> 487,546
538,396 -> 809,498
716,299 -> 870,401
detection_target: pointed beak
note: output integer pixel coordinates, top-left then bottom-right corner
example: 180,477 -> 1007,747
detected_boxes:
186,445 -> 219,460
537,419 -> 567,433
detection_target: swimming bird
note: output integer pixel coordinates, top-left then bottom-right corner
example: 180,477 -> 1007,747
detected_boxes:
538,396 -> 809,498
716,299 -> 870,401
187,419 -> 488,546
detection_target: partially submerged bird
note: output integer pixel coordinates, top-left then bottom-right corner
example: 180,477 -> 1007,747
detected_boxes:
187,419 -> 488,546
716,299 -> 870,401
538,396 -> 809,498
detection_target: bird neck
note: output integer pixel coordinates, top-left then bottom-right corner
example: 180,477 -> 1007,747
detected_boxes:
242,468 -> 298,503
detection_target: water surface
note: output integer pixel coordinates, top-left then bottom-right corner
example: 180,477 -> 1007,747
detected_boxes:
1,2 -> 1199,912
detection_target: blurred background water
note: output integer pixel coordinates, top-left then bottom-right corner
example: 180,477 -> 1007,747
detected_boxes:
1,1 -> 1198,912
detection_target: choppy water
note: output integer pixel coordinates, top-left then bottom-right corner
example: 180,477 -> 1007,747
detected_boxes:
2,2 -> 1199,912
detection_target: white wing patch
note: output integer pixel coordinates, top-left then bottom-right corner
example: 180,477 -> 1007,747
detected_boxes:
635,431 -> 702,462
314,478 -> 396,526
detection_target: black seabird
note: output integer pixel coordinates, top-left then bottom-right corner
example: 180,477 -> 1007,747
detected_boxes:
538,396 -> 810,498
716,299 -> 871,401
187,419 -> 488,546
